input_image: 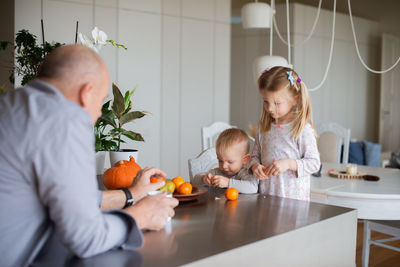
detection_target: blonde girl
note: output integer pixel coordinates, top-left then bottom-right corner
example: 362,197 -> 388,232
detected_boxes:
249,66 -> 320,201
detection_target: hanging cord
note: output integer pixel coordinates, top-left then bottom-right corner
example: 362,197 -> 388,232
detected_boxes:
273,0 -> 322,47
286,0 -> 291,65
308,0 -> 336,92
348,0 -> 400,74
269,0 -> 274,56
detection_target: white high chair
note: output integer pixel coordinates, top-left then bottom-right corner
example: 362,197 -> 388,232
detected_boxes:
188,147 -> 218,183
201,122 -> 235,151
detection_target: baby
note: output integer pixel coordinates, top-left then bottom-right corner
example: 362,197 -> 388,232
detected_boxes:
193,128 -> 258,194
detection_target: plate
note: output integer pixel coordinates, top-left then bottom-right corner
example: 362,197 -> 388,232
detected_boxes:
173,185 -> 208,202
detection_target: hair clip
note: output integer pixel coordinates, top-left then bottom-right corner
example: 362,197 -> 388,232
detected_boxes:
297,77 -> 301,83
262,68 -> 269,75
286,71 -> 294,86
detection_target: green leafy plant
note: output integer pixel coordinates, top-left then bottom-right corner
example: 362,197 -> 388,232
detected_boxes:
96,83 -> 149,152
0,29 -> 63,86
95,101 -> 118,152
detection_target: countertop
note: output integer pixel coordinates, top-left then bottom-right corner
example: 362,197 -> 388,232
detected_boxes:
33,189 -> 355,266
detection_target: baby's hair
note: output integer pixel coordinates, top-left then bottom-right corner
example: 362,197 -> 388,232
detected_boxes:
215,128 -> 250,155
258,66 -> 316,139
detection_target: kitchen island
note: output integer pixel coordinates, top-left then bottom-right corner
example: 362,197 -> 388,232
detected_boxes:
33,191 -> 357,266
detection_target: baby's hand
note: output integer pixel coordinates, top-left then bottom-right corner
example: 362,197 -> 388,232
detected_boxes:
212,175 -> 229,188
265,159 -> 294,176
251,163 -> 268,180
202,173 -> 214,186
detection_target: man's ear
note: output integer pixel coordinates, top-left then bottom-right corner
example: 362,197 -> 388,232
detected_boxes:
78,82 -> 94,108
243,153 -> 251,164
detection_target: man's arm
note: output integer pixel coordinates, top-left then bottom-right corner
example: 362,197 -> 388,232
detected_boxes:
100,190 -> 125,210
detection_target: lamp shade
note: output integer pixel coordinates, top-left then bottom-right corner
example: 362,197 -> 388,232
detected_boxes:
253,55 -> 292,82
241,2 -> 271,29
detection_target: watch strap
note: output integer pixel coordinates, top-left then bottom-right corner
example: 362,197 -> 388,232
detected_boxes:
118,187 -> 134,208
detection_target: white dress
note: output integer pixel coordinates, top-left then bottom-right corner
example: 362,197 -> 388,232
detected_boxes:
249,122 -> 320,201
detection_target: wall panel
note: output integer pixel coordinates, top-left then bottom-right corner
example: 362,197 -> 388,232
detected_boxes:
160,15 -> 181,177
214,23 -> 231,122
118,9 -> 161,167
181,18 -> 214,177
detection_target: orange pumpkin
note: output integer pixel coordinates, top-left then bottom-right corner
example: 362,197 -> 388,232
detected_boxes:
114,156 -> 138,167
102,157 -> 141,189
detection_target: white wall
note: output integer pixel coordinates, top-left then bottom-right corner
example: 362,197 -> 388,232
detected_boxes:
15,0 -> 231,179
231,3 -> 380,143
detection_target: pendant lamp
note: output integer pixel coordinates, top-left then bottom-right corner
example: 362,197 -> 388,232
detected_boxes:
253,56 -> 291,82
242,0 -> 290,83
241,1 -> 271,29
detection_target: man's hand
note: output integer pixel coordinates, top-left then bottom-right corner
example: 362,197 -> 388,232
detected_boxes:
251,163 -> 268,180
264,159 -> 297,176
128,167 -> 167,202
212,175 -> 229,188
202,173 -> 213,186
125,192 -> 179,231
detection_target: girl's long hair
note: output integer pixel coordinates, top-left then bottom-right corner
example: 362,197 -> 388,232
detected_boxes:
258,66 -> 316,139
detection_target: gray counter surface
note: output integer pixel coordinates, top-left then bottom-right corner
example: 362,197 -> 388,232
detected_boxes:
33,190 -> 355,266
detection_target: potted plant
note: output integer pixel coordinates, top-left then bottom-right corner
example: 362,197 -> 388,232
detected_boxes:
97,83 -> 149,166
0,29 -> 63,87
94,101 -> 118,174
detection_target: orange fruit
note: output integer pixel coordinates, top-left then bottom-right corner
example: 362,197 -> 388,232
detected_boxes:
225,188 -> 239,200
150,176 -> 166,183
177,182 -> 192,195
172,176 -> 185,189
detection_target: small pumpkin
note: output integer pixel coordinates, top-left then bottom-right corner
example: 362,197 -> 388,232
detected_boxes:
114,156 -> 138,167
102,157 -> 141,189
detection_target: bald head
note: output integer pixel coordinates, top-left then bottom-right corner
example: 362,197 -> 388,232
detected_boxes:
38,45 -> 105,87
38,44 -> 110,124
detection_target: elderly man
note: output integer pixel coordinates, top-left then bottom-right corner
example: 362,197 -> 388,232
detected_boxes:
0,45 -> 178,267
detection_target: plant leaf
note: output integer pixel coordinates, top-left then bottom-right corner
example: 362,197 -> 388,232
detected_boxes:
99,114 -> 117,128
112,83 -> 125,118
121,131 -> 144,142
120,111 -> 147,126
101,100 -> 111,113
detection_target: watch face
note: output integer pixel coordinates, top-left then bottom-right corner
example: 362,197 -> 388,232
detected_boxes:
127,199 -> 134,205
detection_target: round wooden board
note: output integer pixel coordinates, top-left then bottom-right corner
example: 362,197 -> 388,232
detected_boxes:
329,170 -> 366,179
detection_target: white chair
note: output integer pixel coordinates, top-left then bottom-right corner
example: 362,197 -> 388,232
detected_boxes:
362,220 -> 400,267
188,147 -> 218,183
201,122 -> 235,151
317,122 -> 351,164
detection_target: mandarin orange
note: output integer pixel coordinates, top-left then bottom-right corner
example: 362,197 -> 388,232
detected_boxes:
150,176 -> 166,183
177,182 -> 192,195
172,176 -> 185,189
225,188 -> 238,200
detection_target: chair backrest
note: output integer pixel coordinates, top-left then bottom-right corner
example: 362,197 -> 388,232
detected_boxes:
317,122 -> 351,164
201,122 -> 235,150
249,135 -> 255,153
188,147 -> 218,182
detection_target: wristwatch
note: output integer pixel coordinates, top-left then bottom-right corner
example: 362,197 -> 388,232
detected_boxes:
118,187 -> 134,208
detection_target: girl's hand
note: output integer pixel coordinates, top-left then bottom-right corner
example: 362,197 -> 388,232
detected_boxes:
265,159 -> 296,176
202,173 -> 214,186
251,163 -> 268,180
212,175 -> 229,188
